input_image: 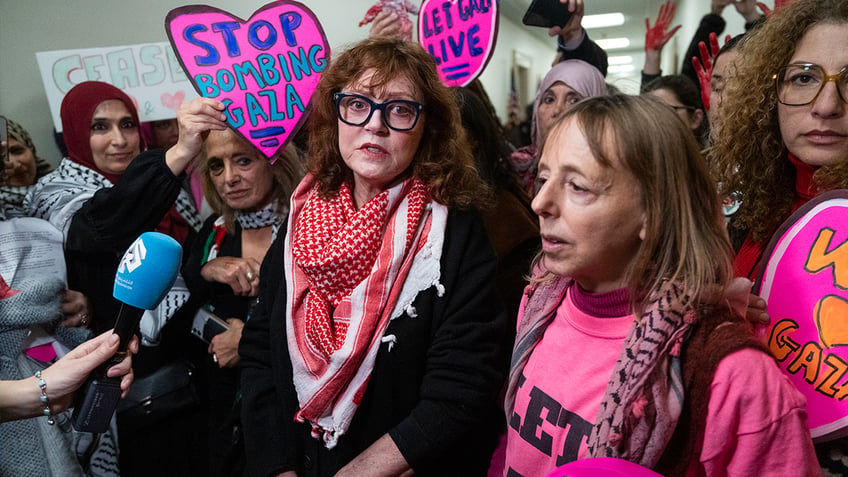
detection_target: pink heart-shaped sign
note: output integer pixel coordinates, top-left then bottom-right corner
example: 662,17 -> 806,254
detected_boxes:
166,1 -> 329,161
417,0 -> 498,87
756,190 -> 848,438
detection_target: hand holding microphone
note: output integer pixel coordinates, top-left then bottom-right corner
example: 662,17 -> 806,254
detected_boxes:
72,232 -> 182,433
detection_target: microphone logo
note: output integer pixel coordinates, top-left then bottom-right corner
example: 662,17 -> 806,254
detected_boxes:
118,238 -> 147,274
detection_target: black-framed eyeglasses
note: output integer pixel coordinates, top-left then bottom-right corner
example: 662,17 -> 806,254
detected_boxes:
774,63 -> 848,106
334,93 -> 424,132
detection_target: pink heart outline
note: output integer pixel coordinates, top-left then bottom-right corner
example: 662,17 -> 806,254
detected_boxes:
417,0 -> 499,87
166,1 -> 330,161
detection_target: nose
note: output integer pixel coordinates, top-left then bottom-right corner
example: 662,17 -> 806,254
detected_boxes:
531,180 -> 555,218
811,81 -> 846,118
551,98 -> 571,120
223,162 -> 240,185
364,108 -> 389,134
110,125 -> 129,147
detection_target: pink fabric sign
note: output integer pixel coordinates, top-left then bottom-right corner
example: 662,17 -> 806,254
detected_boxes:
166,1 -> 329,161
417,0 -> 498,87
757,190 -> 848,439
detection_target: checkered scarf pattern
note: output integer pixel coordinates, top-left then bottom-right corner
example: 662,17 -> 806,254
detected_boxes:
285,174 -> 431,448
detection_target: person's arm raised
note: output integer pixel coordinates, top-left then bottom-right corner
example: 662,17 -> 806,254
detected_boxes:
165,97 -> 228,176
643,1 -> 681,77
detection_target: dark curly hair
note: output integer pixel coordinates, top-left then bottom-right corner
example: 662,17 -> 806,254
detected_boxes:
710,0 -> 848,243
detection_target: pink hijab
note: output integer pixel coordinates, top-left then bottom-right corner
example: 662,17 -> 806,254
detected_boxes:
531,60 -> 607,149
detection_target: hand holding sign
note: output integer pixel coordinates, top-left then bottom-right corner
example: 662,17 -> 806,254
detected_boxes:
166,1 -> 329,161
165,97 -> 228,175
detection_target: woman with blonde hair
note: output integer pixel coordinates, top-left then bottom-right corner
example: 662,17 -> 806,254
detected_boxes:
501,94 -> 817,476
181,129 -> 302,476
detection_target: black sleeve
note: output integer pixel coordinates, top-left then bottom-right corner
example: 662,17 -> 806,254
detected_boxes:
64,150 -> 185,255
239,222 -> 301,476
388,210 -> 511,471
641,71 -> 662,92
556,29 -> 608,77
680,14 -> 726,93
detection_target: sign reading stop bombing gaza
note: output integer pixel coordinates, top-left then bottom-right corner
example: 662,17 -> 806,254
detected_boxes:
166,1 -> 329,161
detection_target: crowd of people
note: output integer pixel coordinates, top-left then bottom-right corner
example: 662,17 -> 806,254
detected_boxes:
1,0 -> 844,475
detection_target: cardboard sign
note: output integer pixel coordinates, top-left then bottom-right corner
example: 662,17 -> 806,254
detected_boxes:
166,1 -> 329,160
417,0 -> 498,87
756,190 -> 848,439
35,42 -> 197,132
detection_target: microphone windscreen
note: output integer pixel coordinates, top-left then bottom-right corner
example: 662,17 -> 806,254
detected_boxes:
113,232 -> 182,309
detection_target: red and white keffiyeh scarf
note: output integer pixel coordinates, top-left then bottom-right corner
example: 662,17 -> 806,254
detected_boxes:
285,173 -> 446,448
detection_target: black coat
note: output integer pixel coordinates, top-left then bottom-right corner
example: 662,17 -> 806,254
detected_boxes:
64,150 -> 189,335
239,208 -> 512,476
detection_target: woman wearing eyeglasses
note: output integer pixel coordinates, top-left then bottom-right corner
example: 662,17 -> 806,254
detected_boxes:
238,38 -> 511,477
712,0 -> 848,473
642,75 -> 708,148
712,0 -> 848,280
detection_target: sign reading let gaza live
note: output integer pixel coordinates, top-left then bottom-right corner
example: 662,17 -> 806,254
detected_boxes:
166,1 -> 328,161
756,190 -> 848,439
418,0 -> 498,87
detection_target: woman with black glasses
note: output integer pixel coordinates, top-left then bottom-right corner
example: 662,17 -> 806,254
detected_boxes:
238,37 -> 511,477
711,0 -> 848,473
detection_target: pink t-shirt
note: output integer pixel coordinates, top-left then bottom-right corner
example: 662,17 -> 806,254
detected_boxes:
503,290 -> 632,477
501,289 -> 820,477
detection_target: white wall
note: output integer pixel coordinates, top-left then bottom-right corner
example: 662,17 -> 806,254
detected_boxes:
0,0 -> 557,166
0,0 -> 773,165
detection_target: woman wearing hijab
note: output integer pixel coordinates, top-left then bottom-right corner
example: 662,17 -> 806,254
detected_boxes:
509,59 -> 608,196
25,81 -> 204,336
1,119 -> 53,216
25,81 -> 230,475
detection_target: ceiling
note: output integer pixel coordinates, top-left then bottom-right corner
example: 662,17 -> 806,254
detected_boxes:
498,0 -> 668,80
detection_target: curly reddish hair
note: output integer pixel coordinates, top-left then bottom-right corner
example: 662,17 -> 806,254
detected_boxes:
306,37 -> 488,209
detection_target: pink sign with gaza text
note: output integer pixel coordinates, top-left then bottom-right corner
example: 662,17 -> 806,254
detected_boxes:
166,1 -> 329,161
757,190 -> 848,439
418,0 -> 498,87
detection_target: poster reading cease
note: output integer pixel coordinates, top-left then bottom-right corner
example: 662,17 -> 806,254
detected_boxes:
166,1 -> 329,161
757,190 -> 848,439
36,42 -> 196,132
418,0 -> 498,87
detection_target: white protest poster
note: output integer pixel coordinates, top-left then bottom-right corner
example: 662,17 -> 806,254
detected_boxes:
36,42 -> 199,132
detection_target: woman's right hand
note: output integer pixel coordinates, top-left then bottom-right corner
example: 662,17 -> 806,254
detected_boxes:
165,97 -> 228,176
200,255 -> 261,296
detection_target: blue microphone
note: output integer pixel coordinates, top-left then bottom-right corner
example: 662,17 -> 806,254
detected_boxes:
72,232 -> 182,432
